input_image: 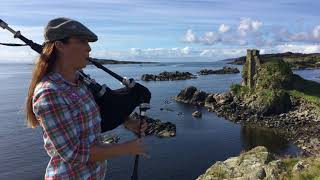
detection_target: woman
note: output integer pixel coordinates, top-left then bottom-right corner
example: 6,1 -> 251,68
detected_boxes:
25,17 -> 148,179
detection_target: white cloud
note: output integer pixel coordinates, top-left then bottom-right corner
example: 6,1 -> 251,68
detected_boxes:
183,29 -> 197,43
312,25 -> 320,40
238,39 -> 248,46
218,24 -> 230,33
290,32 -> 309,41
238,18 -> 263,36
130,48 -> 142,55
199,48 -> 247,57
276,44 -> 320,54
200,49 -> 215,56
200,32 -> 221,45
182,18 -> 266,46
273,25 -> 320,44
252,21 -> 263,31
181,46 -> 191,54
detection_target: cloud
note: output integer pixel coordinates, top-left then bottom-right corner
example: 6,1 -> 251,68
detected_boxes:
183,29 -> 197,43
312,25 -> 320,40
182,19 -> 320,47
200,32 -> 221,45
238,18 -> 263,37
182,18 -> 266,46
276,44 -> 320,54
272,25 -> 320,44
128,47 -> 197,58
130,48 -> 143,55
200,48 -> 247,58
128,46 -> 250,60
181,46 -> 191,54
218,24 -> 230,33
290,32 -> 309,41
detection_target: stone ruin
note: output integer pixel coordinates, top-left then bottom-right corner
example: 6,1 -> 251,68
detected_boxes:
242,49 -> 262,89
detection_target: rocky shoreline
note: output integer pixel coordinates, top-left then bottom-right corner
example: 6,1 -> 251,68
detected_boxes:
197,146 -> 320,179
175,86 -> 320,156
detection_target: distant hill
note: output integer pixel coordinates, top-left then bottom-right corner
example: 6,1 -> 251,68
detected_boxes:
90,58 -> 156,64
227,52 -> 320,69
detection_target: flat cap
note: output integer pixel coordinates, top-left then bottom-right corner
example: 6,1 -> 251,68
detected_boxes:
44,17 -> 98,42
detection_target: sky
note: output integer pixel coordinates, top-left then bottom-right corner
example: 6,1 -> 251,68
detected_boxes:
0,0 -> 320,63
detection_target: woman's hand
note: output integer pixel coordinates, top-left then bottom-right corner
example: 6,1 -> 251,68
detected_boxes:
123,117 -> 148,136
124,138 -> 149,158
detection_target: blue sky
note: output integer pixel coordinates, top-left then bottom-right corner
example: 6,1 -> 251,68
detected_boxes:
0,0 -> 320,62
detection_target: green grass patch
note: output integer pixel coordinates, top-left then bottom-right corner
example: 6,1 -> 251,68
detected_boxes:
255,59 -> 293,90
280,157 -> 320,180
289,74 -> 320,114
282,158 -> 300,170
230,83 -> 252,98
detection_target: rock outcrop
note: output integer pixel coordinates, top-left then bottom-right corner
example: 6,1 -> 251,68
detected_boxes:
141,71 -> 196,81
130,112 -> 176,138
174,86 -> 208,106
197,146 -> 274,180
198,66 -> 240,75
197,146 -> 320,180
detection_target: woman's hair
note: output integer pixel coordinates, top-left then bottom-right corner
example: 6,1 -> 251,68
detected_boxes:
25,42 -> 57,128
26,38 -> 70,128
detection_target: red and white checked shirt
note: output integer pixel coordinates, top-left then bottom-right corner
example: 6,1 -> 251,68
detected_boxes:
33,72 -> 107,180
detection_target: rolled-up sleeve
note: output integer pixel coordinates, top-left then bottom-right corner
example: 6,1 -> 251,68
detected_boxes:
33,88 -> 90,165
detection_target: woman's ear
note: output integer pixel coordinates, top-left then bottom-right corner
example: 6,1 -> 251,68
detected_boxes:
54,41 -> 65,52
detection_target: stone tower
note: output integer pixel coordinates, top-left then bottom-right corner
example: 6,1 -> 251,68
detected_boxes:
243,49 -> 261,88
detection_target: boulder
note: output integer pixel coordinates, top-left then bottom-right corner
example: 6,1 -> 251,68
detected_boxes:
197,146 -> 278,180
192,111 -> 202,118
101,134 -> 120,144
176,86 -> 197,102
190,91 -> 208,106
175,86 -> 208,106
130,112 -> 176,138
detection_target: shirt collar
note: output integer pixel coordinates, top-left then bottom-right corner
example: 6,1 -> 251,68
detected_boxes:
48,71 -> 81,87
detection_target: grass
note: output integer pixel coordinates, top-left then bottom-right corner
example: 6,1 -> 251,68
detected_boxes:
230,83 -> 251,98
255,59 -> 293,90
289,74 -> 320,114
279,157 -> 320,180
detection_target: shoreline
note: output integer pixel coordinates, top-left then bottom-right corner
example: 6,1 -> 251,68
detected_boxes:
175,87 -> 320,156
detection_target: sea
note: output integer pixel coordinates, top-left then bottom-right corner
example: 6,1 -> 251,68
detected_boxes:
0,61 -> 319,180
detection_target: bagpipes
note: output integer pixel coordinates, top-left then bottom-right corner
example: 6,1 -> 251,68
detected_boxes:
0,19 -> 151,133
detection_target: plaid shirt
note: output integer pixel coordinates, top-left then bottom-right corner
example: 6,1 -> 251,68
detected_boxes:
33,72 -> 107,180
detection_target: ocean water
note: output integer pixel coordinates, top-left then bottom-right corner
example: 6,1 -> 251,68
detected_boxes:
0,61 -> 318,180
